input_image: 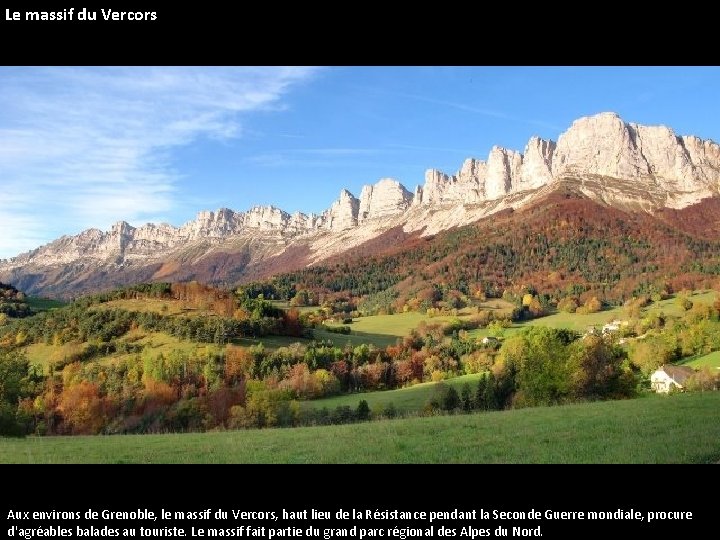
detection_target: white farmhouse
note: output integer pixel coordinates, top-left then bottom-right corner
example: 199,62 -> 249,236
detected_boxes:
650,365 -> 696,394
602,320 -> 622,334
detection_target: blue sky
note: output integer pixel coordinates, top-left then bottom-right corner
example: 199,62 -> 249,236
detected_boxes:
1,66 -> 719,259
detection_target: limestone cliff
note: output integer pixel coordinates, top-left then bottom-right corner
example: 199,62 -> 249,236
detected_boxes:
3,112 -> 720,297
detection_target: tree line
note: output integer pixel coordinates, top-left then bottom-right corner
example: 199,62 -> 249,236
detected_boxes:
3,280 -> 720,437
240,194 -> 720,317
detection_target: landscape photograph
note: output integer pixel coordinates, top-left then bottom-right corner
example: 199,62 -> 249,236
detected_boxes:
1,66 -> 719,463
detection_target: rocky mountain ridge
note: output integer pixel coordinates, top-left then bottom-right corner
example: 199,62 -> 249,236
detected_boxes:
3,112 -> 720,297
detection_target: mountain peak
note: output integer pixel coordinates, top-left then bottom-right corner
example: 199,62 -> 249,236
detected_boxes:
3,113 -> 720,297
339,188 -> 356,200
589,111 -> 622,120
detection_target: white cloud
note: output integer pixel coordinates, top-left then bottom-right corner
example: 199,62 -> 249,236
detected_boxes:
0,66 -> 316,259
246,147 -> 386,168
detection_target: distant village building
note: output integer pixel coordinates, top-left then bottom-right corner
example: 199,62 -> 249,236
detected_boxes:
602,320 -> 622,334
650,365 -> 696,394
482,336 -> 499,346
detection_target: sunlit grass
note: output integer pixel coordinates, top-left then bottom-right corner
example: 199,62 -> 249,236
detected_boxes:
2,392 -> 718,464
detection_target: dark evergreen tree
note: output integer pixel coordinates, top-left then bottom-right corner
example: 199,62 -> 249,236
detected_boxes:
441,386 -> 460,412
483,371 -> 499,411
356,399 -> 370,421
460,383 -> 473,412
475,375 -> 488,410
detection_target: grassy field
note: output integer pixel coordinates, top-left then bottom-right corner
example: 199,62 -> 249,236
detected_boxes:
24,331 -> 225,371
26,296 -> 66,312
466,309 -> 623,340
270,300 -> 317,314
523,308 -> 623,332
23,328 -> 319,371
92,298 -> 217,317
302,373 -> 484,414
1,392 -> 718,464
273,290 -> 719,349
685,350 -> 720,369
235,335 -> 313,349
119,331 -> 222,361
25,342 -> 80,370
314,328 -> 398,348
350,311 -> 465,335
466,290 -> 720,340
645,289 -> 718,318
315,301 -> 516,347
19,290 -> 720,378
352,302 -> 514,335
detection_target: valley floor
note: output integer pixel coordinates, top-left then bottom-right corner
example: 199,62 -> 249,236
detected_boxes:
1,392 -> 718,464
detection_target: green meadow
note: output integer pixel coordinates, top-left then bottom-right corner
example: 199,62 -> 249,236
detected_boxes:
301,373 -> 484,414
26,296 -> 66,312
2,392 -> 718,464
685,350 -> 720,369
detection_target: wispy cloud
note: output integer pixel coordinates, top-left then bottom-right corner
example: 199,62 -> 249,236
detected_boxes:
374,89 -> 563,136
404,94 -> 564,133
388,143 -> 481,154
392,91 -> 510,119
246,147 -> 385,168
526,118 -> 564,132
291,148 -> 380,156
0,67 -> 317,259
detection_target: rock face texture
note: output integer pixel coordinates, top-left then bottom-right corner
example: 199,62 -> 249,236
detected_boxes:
323,189 -> 359,230
520,137 -> 555,190
358,179 -> 414,222
3,112 -> 720,297
552,112 -> 720,188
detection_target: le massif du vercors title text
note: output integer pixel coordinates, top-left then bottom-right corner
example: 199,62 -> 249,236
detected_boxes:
4,9 -> 157,21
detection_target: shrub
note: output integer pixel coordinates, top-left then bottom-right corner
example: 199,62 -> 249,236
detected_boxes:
325,325 -> 351,335
356,400 -> 370,421
382,402 -> 397,419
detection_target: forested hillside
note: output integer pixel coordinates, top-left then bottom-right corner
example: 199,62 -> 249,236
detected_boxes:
0,282 -> 33,320
259,190 -> 720,313
4,192 -> 720,438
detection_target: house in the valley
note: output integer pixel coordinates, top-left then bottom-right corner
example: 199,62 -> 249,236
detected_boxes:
482,336 -> 499,346
650,365 -> 696,393
602,320 -> 622,334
